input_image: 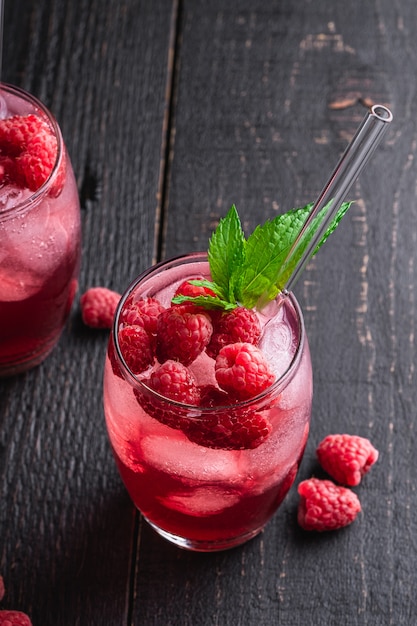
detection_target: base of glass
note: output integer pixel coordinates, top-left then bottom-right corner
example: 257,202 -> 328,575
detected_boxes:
145,517 -> 264,552
0,338 -> 59,377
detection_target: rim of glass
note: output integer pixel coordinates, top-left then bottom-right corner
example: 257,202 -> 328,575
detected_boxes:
112,252 -> 306,413
0,82 -> 64,219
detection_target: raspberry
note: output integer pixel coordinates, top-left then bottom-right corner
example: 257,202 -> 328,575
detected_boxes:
120,296 -> 165,334
0,611 -> 33,626
207,307 -> 261,358
297,478 -> 361,532
174,278 -> 217,300
0,114 -> 61,192
118,325 -> 154,375
80,287 -> 121,329
316,434 -> 379,487
215,342 -> 275,400
185,408 -> 272,450
172,279 -> 220,313
0,114 -> 42,155
135,360 -> 200,429
156,305 -> 213,366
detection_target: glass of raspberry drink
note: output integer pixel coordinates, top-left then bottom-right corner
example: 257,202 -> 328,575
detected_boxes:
103,252 -> 313,551
0,84 -> 81,376
103,105 -> 393,550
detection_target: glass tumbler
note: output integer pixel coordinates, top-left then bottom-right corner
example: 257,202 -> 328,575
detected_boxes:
0,83 -> 81,376
103,253 -> 313,551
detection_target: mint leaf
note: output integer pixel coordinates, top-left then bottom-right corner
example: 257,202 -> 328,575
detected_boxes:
170,201 -> 352,312
274,201 -> 353,289
234,201 -> 352,308
313,200 -> 352,253
171,294 -> 236,310
207,204 -> 245,302
235,220 -> 289,308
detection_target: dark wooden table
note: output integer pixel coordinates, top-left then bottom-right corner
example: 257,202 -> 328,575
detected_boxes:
1,1 -> 416,624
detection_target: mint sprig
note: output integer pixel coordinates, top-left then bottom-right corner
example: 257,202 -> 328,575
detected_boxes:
207,204 -> 245,302
171,201 -> 352,310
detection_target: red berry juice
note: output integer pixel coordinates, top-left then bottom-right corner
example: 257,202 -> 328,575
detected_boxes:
0,84 -> 81,376
103,254 -> 313,551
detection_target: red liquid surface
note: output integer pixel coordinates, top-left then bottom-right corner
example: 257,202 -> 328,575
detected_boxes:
103,260 -> 313,550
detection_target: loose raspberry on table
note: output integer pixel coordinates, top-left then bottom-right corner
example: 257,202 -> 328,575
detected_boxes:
215,342 -> 275,400
207,306 -> 261,358
80,287 -> 121,329
156,304 -> 213,366
316,433 -> 379,487
0,113 -> 61,192
297,478 -> 361,532
135,360 -> 200,429
185,407 -> 272,450
118,325 -> 154,375
0,611 -> 33,626
119,296 -> 165,334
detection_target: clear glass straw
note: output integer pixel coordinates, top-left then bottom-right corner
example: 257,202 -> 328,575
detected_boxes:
281,104 -> 393,294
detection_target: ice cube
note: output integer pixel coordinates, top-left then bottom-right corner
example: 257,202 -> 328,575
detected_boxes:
0,95 -> 8,120
3,204 -> 71,281
0,264 -> 43,301
0,185 -> 31,212
140,434 -> 242,484
188,351 -> 217,387
259,318 -> 296,378
158,486 -> 240,516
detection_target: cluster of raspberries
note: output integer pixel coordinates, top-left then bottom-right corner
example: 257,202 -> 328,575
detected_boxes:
0,575 -> 32,625
81,282 -> 276,450
0,113 -> 65,194
297,434 -> 379,532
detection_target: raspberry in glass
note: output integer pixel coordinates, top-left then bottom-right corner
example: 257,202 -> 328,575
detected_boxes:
156,304 -> 213,366
174,278 -> 217,299
135,360 -> 200,429
185,408 -> 272,450
215,342 -> 275,400
206,306 -> 261,358
119,296 -> 165,334
0,113 -> 59,191
118,325 -> 154,375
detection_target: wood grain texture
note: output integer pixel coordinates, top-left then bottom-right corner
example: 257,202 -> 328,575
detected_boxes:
136,1 -> 417,625
1,0 -> 417,624
1,1 -> 174,624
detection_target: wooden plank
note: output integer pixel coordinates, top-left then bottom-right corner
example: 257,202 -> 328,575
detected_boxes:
0,1 -> 175,624
131,1 -> 417,625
